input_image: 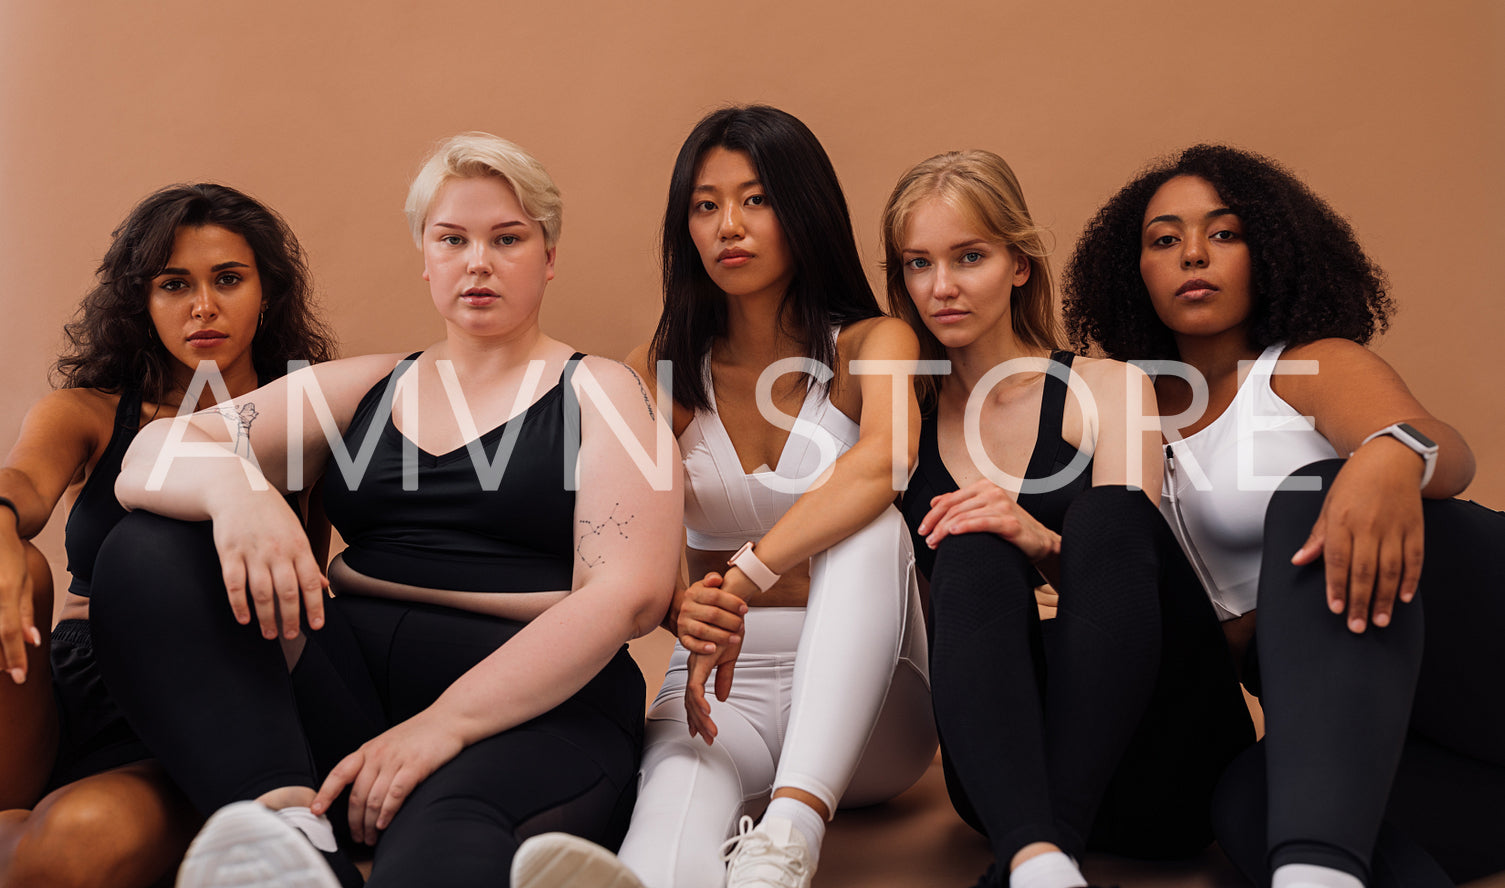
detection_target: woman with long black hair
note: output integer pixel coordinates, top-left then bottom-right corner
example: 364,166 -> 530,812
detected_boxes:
515,105 -> 936,888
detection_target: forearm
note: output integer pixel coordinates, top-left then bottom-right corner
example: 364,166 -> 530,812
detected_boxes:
731,439 -> 906,598
0,469 -> 51,539
425,585 -> 654,746
116,418 -> 269,520
1407,418 -> 1474,498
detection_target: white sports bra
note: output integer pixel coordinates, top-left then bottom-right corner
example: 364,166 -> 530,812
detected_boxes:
1161,342 -> 1340,619
681,341 -> 861,551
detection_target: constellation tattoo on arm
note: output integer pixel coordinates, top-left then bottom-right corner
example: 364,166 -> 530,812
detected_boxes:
214,402 -> 259,458
577,503 -> 635,568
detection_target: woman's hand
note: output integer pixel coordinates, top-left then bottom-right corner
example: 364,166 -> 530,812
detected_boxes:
311,709 -> 465,845
1292,439 -> 1426,633
209,488 -> 327,640
680,571 -> 747,744
918,479 -> 1061,563
674,571 -> 747,655
684,637 -> 742,745
0,520 -> 42,684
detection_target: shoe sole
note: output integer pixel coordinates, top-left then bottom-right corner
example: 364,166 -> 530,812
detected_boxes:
176,801 -> 341,888
512,832 -> 645,888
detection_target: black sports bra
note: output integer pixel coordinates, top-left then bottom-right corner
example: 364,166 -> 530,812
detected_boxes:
902,350 -> 1094,580
320,353 -> 585,594
63,390 -> 142,598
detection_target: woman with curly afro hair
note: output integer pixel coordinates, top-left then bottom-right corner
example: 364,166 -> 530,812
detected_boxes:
1064,145 -> 1505,888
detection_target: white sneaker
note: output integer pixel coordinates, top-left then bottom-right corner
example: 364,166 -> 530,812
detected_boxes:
511,833 -> 647,888
720,816 -> 815,888
175,801 -> 341,888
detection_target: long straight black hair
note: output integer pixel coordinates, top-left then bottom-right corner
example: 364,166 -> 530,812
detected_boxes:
650,105 -> 881,412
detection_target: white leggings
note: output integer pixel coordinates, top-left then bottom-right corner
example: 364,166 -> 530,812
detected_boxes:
616,507 -> 936,888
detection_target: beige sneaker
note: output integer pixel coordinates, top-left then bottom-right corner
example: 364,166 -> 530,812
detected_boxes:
720,816 -> 814,888
511,833 -> 646,888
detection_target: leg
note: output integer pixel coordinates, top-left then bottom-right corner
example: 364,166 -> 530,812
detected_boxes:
0,761 -> 200,888
838,573 -> 935,808
1371,495 -> 1505,882
1076,489 -> 1256,859
89,512 -> 384,813
367,644 -> 645,887
1212,742 -> 1455,888
0,542 -> 56,810
1258,460 -> 1427,882
927,526 -> 1054,864
616,645 -> 778,888
773,506 -> 927,814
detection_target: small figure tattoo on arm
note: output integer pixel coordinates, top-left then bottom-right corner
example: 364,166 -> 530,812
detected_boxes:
214,402 -> 259,458
617,361 -> 655,421
577,503 -> 635,568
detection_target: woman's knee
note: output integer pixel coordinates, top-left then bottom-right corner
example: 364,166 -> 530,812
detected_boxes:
927,531 -> 1037,630
1061,484 -> 1159,543
1264,458 -> 1346,534
90,512 -> 221,627
1,771 -> 192,888
812,505 -> 910,582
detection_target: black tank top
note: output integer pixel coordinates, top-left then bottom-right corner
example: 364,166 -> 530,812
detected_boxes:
902,351 -> 1093,581
63,390 -> 142,597
321,353 -> 585,594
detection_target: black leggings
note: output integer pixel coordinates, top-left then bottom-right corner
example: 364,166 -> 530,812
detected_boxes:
927,485 -> 1254,870
1213,459 -> 1505,886
88,512 -> 644,888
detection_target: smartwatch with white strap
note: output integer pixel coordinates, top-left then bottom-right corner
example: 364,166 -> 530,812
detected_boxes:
727,541 -> 781,593
1359,422 -> 1438,488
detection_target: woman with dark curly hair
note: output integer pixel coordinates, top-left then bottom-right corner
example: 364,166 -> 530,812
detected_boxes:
1063,144 -> 1505,888
0,182 -> 335,887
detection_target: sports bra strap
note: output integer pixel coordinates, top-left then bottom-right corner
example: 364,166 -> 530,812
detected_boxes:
1021,350 -> 1076,482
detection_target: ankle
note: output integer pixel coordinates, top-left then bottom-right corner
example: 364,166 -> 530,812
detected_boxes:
256,785 -> 318,811
1009,850 -> 1086,888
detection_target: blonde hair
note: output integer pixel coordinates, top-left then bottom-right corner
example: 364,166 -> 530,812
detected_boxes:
404,132 -> 563,248
880,150 -> 1060,408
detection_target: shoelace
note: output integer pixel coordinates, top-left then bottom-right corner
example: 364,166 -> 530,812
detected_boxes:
719,816 -> 810,886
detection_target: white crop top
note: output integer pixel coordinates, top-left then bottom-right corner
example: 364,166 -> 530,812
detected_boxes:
1161,342 -> 1340,620
681,347 -> 861,551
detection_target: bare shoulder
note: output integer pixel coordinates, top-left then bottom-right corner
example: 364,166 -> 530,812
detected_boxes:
1274,338 -> 1403,403
576,354 -> 647,392
1071,354 -> 1152,398
27,387 -> 117,441
841,316 -> 920,362
273,352 -> 410,404
1280,338 -> 1379,369
624,343 -> 654,383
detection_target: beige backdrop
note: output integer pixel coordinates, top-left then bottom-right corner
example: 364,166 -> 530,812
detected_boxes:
3,0 -> 1502,601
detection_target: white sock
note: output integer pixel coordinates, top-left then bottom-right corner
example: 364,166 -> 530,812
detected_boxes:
1271,863 -> 1364,888
273,805 -> 338,853
762,797 -> 826,860
1009,851 -> 1087,888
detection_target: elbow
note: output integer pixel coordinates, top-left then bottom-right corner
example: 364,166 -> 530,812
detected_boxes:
630,583 -> 674,639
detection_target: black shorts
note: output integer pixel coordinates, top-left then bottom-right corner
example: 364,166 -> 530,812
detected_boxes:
46,618 -> 152,791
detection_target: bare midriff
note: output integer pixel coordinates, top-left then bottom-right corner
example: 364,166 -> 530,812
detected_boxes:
685,547 -> 811,608
328,554 -> 567,621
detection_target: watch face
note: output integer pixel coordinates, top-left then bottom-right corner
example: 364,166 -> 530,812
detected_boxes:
1396,422 -> 1437,449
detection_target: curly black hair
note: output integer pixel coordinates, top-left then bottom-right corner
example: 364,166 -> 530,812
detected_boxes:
54,183 -> 337,401
1062,144 -> 1392,362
